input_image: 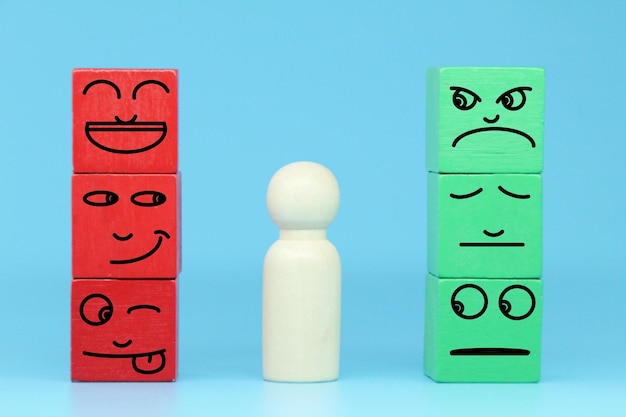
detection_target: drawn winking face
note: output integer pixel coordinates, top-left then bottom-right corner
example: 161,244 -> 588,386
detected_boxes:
71,279 -> 177,381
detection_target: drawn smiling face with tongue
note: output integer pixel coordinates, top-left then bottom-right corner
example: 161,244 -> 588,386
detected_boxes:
71,279 -> 177,381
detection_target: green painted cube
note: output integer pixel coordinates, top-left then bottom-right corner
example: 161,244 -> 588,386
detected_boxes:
424,274 -> 542,382
426,67 -> 544,173
428,173 -> 542,278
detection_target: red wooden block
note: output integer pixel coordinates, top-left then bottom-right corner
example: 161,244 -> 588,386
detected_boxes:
73,69 -> 178,174
72,173 -> 180,279
71,279 -> 177,381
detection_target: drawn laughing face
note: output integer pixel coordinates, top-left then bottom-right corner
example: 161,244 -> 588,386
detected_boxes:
427,67 -> 544,173
71,279 -> 177,381
72,174 -> 179,279
73,69 -> 178,173
428,173 -> 542,278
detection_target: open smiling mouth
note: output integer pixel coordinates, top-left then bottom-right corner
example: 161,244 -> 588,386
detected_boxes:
110,230 -> 170,265
452,127 -> 535,148
450,348 -> 530,356
83,349 -> 167,374
85,118 -> 167,154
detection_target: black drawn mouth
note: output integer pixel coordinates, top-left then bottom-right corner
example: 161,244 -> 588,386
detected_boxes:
85,118 -> 167,154
452,127 -> 535,148
83,349 -> 167,374
110,230 -> 170,265
450,348 -> 530,356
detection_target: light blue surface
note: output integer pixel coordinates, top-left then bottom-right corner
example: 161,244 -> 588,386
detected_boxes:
1,1 -> 625,415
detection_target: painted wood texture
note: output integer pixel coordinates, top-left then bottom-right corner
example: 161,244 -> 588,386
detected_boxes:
428,173 -> 542,278
73,69 -> 178,174
71,279 -> 177,382
426,67 -> 544,174
72,173 -> 181,279
424,274 -> 542,382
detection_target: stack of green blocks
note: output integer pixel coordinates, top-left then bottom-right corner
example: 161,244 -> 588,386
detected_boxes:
424,67 -> 545,382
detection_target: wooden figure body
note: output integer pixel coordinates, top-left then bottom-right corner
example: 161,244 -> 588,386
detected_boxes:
262,161 -> 341,382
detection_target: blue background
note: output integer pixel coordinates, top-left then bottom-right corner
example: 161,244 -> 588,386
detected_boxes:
1,1 -> 625,415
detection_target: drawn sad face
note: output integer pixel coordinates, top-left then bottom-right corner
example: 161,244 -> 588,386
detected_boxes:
71,279 -> 177,381
428,173 -> 542,278
72,173 -> 180,279
72,69 -> 178,173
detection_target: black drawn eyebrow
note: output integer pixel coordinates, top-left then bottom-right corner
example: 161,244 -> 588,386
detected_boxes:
132,80 -> 170,99
127,304 -> 161,314
83,79 -> 121,99
450,188 -> 483,199
498,185 -> 530,199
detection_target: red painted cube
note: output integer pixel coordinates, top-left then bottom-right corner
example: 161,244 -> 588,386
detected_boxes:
71,279 -> 177,381
72,173 -> 180,279
73,69 -> 178,173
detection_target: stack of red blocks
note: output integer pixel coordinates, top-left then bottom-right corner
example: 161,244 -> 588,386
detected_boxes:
71,69 -> 180,381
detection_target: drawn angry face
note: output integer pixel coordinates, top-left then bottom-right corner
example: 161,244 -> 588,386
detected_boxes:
426,67 -> 544,173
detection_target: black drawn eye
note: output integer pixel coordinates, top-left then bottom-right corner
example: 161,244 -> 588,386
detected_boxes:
499,285 -> 536,320
132,80 -> 170,100
450,188 -> 483,199
498,186 -> 530,199
83,190 -> 119,206
131,191 -> 167,207
451,284 -> 488,320
127,304 -> 161,314
80,294 -> 113,326
82,79 -> 121,99
496,87 -> 532,111
450,86 -> 481,111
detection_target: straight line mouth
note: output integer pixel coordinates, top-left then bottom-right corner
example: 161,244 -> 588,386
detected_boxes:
83,348 -> 166,359
450,348 -> 530,356
460,242 -> 525,247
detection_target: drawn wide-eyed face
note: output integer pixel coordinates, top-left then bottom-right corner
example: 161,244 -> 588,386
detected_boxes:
427,67 -> 544,173
73,69 -> 178,173
424,275 -> 542,382
72,173 -> 180,279
428,173 -> 542,278
71,279 -> 177,381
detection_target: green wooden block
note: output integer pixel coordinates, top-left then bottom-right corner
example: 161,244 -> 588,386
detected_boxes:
428,173 -> 542,278
426,67 -> 544,173
424,274 -> 542,382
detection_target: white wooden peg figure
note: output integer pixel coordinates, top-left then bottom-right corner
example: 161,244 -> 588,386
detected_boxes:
263,161 -> 341,382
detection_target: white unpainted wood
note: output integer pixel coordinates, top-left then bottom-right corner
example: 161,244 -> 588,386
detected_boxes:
263,161 -> 341,382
